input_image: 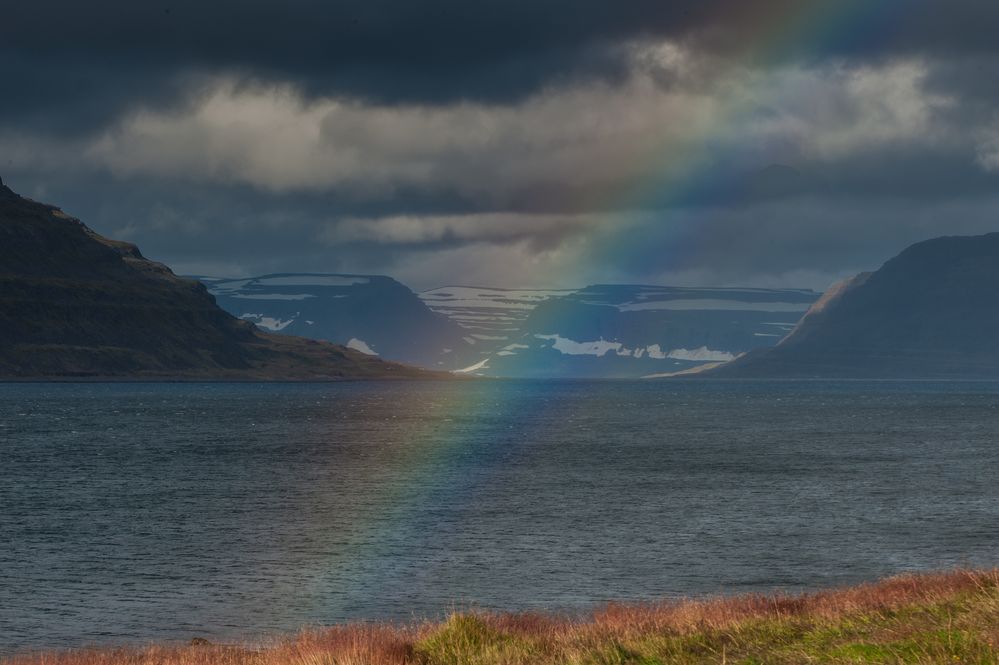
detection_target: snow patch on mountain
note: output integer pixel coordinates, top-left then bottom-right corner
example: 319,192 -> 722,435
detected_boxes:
240,314 -> 296,331
617,299 -> 812,312
346,338 -> 378,355
420,286 -> 574,336
666,347 -> 737,362
645,344 -> 666,359
534,335 -> 736,363
232,293 -> 316,300
421,286 -> 570,310
255,275 -> 370,287
536,334 -> 623,357
615,299 -> 811,312
497,343 -> 530,356
454,358 -> 490,373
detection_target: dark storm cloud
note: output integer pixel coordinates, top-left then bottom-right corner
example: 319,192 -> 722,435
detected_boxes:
2,0 -> 690,119
5,0 -> 999,288
0,59 -> 197,137
4,0 -> 999,116
922,55 -> 999,121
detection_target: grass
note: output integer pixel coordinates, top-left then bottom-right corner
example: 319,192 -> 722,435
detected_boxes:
6,570 -> 998,665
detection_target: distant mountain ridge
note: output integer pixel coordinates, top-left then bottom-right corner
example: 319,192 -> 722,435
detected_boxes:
450,284 -> 820,377
202,276 -> 820,377
708,233 -> 999,378
0,182 -> 440,380
419,286 -> 576,339
10,173 -> 994,379
204,273 -> 469,368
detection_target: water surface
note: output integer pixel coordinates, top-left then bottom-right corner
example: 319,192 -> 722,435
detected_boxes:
1,380 -> 997,652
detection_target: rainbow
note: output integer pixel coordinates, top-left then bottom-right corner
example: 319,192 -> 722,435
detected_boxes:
576,0 -> 914,278
297,380 -> 581,618
300,0 -> 911,619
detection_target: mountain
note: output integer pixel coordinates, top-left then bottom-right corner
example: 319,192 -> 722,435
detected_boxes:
204,274 -> 469,368
708,233 -> 999,378
205,277 -> 819,377
0,180 -> 441,380
418,285 -> 574,371
419,285 -> 575,339
423,284 -> 820,377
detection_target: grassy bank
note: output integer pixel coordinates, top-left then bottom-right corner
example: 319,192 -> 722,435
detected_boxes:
7,570 -> 998,664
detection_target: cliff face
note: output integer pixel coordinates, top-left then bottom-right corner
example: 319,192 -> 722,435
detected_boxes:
708,233 -> 999,378
0,183 -> 439,379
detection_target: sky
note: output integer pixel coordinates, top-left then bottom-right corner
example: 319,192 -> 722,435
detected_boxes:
4,0 -> 999,291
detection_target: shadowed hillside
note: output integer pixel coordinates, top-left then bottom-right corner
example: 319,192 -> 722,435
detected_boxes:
0,180 -> 442,380
708,233 -> 999,378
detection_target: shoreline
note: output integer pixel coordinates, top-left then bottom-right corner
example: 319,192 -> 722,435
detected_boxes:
5,569 -> 997,664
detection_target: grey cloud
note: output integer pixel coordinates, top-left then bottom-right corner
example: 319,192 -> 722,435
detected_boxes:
592,196 -> 999,289
6,2 -> 999,290
321,213 -> 595,254
8,56 -> 965,203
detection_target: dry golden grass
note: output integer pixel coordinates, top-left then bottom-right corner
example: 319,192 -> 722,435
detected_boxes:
7,569 -> 998,665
